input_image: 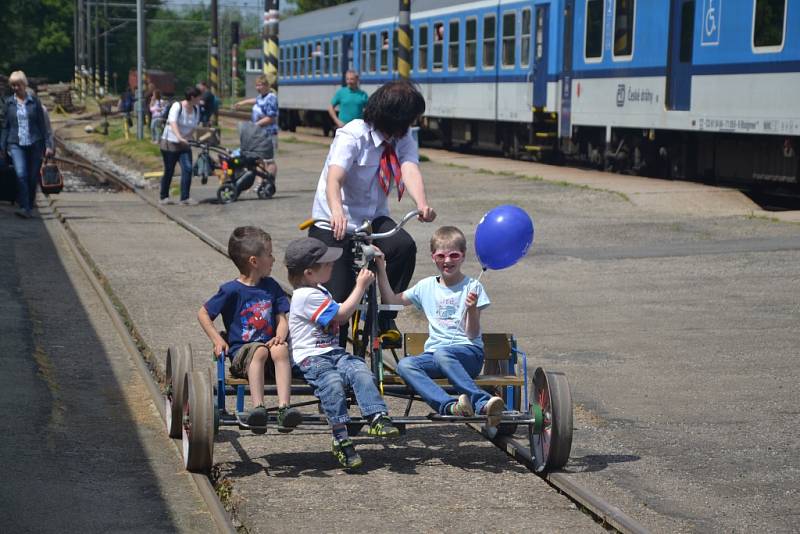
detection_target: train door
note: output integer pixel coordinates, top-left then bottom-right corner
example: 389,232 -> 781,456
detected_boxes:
532,4 -> 550,109
666,0 -> 695,110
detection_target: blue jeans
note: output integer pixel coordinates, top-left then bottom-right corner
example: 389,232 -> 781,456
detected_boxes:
295,350 -> 387,424
396,344 -> 490,415
159,148 -> 192,201
8,142 -> 44,211
150,117 -> 164,142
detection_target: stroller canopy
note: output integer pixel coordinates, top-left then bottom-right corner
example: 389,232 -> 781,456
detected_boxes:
238,121 -> 274,160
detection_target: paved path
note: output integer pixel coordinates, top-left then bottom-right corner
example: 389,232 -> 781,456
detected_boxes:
0,204 -> 216,533
45,129 -> 800,533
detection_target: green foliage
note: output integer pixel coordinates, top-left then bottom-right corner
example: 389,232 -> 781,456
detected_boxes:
0,0 -> 74,80
293,0 -> 355,15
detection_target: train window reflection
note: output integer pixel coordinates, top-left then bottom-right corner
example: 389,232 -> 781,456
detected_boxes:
418,25 -> 428,72
502,12 -> 516,67
521,9 -> 531,67
753,0 -> 786,48
465,18 -> 477,69
483,15 -> 496,68
613,0 -> 635,58
449,20 -> 460,70
585,0 -> 603,59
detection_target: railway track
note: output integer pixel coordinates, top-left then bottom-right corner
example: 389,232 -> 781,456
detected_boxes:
50,132 -> 650,534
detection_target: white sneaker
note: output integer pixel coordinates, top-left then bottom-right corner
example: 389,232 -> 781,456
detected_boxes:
483,396 -> 505,428
450,394 -> 474,417
179,197 -> 198,205
159,197 -> 174,205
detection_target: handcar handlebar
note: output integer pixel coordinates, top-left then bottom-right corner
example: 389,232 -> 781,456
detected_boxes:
298,210 -> 420,241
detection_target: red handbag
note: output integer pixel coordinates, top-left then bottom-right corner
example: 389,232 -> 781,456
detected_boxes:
40,156 -> 64,195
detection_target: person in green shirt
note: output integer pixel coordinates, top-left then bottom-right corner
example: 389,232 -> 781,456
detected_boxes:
327,70 -> 368,129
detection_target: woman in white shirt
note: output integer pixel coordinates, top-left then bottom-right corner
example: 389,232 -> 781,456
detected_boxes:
309,80 -> 436,341
149,89 -> 167,143
159,86 -> 202,205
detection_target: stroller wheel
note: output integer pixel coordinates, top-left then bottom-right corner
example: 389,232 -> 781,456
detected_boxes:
217,183 -> 237,204
257,177 -> 276,199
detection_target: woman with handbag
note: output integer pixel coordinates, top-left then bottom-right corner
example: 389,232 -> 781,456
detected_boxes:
0,71 -> 54,218
159,86 -> 202,205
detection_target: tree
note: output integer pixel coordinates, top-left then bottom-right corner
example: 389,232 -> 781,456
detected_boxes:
293,0 -> 355,15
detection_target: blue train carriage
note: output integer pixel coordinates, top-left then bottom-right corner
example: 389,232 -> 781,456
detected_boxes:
277,0 -> 565,152
566,0 -> 799,188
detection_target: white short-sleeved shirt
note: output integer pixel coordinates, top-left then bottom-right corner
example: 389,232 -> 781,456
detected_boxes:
311,119 -> 419,225
288,285 -> 342,364
404,275 -> 490,353
162,102 -> 199,143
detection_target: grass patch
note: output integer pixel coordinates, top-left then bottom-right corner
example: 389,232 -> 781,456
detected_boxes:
103,121 -> 163,172
418,154 -> 430,162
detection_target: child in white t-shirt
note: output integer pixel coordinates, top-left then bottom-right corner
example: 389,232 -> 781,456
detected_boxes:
285,237 -> 400,469
375,226 -> 505,428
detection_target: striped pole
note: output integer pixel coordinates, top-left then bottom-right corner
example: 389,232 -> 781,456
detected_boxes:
397,0 -> 411,79
210,0 -> 220,123
263,0 -> 279,90
231,21 -> 239,98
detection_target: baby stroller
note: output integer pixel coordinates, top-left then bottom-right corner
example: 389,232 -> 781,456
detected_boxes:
216,122 -> 276,204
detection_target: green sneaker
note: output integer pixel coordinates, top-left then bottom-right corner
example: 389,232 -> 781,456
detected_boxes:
368,413 -> 400,438
332,438 -> 363,469
277,405 -> 302,433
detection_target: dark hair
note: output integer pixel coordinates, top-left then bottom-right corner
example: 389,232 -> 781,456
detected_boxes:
286,264 -> 322,289
184,86 -> 202,100
363,80 -> 425,138
228,226 -> 271,273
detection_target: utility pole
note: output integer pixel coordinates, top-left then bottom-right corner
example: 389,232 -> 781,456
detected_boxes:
87,0 -> 94,97
78,0 -> 85,100
104,0 -> 109,95
210,0 -> 219,124
231,21 -> 239,99
74,0 -> 78,95
263,0 -> 279,90
397,0 -> 411,79
95,3 -> 101,96
136,0 -> 144,139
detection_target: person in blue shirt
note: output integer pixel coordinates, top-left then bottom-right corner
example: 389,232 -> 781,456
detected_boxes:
235,74 -> 278,180
375,226 -> 506,428
327,70 -> 368,129
197,226 -> 301,433
0,71 -> 54,218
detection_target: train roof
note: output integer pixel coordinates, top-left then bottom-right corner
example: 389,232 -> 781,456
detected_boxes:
280,0 -> 470,40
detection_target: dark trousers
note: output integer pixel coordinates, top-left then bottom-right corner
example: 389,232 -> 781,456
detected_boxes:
159,148 -> 192,201
309,215 -> 417,343
8,141 -> 44,211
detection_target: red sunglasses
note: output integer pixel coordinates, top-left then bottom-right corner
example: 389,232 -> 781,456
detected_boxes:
432,251 -> 464,262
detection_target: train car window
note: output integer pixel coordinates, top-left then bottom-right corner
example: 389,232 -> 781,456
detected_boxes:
369,32 -> 377,73
449,20 -> 460,70
279,48 -> 284,77
502,12 -> 516,67
323,40 -> 330,75
288,47 -> 294,77
753,0 -> 786,49
298,45 -> 305,76
381,30 -> 389,73
314,41 -> 322,76
613,0 -> 635,58
333,38 -> 340,76
483,15 -> 496,68
361,33 -> 367,73
535,8 -> 545,61
585,0 -> 604,59
465,18 -> 477,69
433,22 -> 444,70
393,29 -> 398,72
521,9 -> 532,67
308,42 -> 315,77
418,25 -> 429,72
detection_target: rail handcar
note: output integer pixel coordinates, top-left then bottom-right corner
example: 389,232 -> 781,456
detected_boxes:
277,0 -> 799,192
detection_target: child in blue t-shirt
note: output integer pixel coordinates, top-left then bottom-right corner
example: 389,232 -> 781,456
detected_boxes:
198,226 -> 301,433
375,226 -> 505,428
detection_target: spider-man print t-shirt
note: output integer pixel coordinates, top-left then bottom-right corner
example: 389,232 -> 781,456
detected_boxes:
204,277 -> 290,358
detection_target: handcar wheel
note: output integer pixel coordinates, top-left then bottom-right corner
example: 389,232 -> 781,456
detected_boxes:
183,370 -> 215,473
217,183 -> 237,204
257,175 -> 276,199
529,368 -> 573,472
165,345 -> 194,439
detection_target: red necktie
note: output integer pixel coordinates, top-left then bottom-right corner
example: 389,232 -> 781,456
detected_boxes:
378,142 -> 404,200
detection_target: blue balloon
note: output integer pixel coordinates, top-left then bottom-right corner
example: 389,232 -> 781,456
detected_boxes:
475,205 -> 534,270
